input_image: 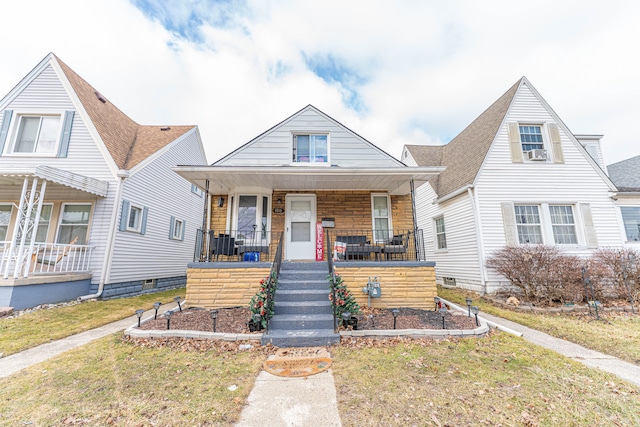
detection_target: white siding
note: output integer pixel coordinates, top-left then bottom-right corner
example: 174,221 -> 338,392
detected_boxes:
0,63 -> 117,284
218,107 -> 400,167
109,130 -> 206,283
476,82 -> 623,290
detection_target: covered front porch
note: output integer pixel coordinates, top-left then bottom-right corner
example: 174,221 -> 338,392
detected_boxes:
0,166 -> 108,308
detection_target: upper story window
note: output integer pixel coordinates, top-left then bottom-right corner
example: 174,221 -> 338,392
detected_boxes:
519,125 -> 544,152
12,115 -> 61,154
292,134 -> 328,163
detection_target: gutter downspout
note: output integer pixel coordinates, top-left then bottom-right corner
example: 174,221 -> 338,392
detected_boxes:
78,170 -> 129,301
468,187 -> 487,295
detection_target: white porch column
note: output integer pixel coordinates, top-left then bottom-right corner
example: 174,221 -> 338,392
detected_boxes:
3,177 -> 47,279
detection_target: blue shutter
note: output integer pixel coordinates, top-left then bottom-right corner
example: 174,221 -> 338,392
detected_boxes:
140,207 -> 149,235
181,220 -> 186,241
57,110 -> 74,158
0,110 -> 14,156
119,200 -> 130,231
169,216 -> 175,239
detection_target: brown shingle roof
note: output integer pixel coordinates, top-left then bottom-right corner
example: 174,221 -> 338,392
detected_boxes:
406,78 -> 521,198
55,55 -> 194,170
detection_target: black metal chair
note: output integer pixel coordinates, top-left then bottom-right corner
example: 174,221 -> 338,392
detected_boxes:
213,234 -> 235,260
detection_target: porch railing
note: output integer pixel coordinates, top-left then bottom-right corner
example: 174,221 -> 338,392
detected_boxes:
1,241 -> 94,277
326,232 -> 339,332
326,229 -> 425,262
194,229 -> 273,262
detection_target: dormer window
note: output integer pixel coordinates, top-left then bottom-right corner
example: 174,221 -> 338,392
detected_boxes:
13,115 -> 61,154
292,134 -> 328,163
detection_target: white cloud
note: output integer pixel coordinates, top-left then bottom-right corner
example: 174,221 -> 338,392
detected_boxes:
1,0 -> 638,165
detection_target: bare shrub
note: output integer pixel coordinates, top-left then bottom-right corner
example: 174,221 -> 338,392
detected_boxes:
590,247 -> 640,302
486,245 -> 582,304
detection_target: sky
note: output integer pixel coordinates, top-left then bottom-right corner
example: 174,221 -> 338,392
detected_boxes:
1,0 -> 638,166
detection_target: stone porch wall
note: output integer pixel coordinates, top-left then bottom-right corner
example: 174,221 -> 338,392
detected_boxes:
186,263 -> 272,308
334,262 -> 436,310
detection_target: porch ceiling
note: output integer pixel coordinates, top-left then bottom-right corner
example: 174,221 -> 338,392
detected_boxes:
0,165 -> 109,197
173,165 -> 445,195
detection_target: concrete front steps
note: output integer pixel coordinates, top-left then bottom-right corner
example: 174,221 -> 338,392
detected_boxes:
261,261 -> 340,347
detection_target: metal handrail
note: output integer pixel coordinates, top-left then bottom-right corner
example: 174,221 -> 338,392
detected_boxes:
326,231 -> 339,332
264,232 -> 283,332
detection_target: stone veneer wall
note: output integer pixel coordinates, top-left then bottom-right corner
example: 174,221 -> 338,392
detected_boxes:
96,275 -> 187,300
334,262 -> 436,310
185,263 -> 272,308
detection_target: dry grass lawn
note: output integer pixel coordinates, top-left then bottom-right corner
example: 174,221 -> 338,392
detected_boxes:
438,287 -> 640,366
332,333 -> 640,427
0,288 -> 185,356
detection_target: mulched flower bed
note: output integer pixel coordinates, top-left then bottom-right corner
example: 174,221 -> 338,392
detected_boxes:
136,306 -> 478,333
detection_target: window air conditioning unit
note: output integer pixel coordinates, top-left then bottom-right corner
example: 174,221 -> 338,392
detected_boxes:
527,149 -> 548,161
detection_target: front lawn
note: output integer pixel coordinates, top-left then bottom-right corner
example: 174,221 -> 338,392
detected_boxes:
0,288 -> 185,356
438,286 -> 640,366
333,333 -> 640,426
0,335 -> 265,426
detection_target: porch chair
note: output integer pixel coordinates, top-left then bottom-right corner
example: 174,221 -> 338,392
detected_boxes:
381,233 -> 408,260
212,234 -> 235,261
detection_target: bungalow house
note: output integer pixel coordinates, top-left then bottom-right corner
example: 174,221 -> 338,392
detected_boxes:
173,105 -> 444,311
0,53 -> 207,309
402,77 -> 623,294
608,155 -> 640,245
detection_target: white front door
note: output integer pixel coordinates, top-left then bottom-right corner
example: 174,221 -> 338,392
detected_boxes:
285,195 -> 316,260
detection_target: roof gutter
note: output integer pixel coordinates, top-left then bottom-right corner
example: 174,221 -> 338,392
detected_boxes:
434,185 -> 473,204
78,170 -> 129,301
611,191 -> 640,200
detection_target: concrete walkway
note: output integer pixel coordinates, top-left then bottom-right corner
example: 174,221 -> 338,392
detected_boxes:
0,301 -> 178,379
236,369 -> 342,427
479,311 -> 640,388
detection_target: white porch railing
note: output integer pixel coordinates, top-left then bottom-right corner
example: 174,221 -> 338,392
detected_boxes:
1,241 -> 94,277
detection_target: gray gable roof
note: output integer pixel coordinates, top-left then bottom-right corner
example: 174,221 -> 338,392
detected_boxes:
608,154 -> 640,191
406,78 -> 521,198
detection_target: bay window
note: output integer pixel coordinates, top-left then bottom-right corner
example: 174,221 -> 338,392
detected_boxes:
229,194 -> 270,242
372,194 -> 391,242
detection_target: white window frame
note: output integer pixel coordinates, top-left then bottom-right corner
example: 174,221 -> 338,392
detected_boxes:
514,203 -> 581,246
56,203 -> 92,244
226,192 -> 271,242
291,133 -> 330,165
127,204 -> 144,233
0,203 -> 12,244
620,206 -> 640,243
371,193 -> 392,243
519,124 -> 545,152
34,203 -> 53,243
172,218 -> 184,240
434,216 -> 447,250
549,205 -> 578,244
6,111 -> 64,156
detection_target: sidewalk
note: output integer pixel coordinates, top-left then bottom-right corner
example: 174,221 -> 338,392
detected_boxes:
479,311 -> 640,388
0,301 -> 178,379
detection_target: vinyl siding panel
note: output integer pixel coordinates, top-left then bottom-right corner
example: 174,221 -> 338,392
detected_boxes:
414,182 -> 482,291
476,83 -> 622,290
109,130 -> 206,283
218,108 -> 399,167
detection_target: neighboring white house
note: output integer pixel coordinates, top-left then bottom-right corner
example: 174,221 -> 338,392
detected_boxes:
608,155 -> 640,245
403,77 -> 623,294
0,53 -> 207,309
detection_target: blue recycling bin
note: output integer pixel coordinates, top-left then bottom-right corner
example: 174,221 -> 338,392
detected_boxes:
243,252 -> 260,262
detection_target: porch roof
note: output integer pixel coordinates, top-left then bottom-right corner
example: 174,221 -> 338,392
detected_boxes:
173,165 -> 445,195
0,165 -> 109,197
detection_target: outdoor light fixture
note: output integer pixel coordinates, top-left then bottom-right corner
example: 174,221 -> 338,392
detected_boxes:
165,310 -> 173,330
391,309 -> 400,330
368,314 -> 375,329
439,307 -> 448,329
135,309 -> 144,327
466,297 -> 473,317
434,296 -> 440,311
153,302 -> 161,319
341,311 -> 351,328
211,309 -> 218,332
471,306 -> 480,326
217,197 -> 224,208
174,296 -> 182,312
